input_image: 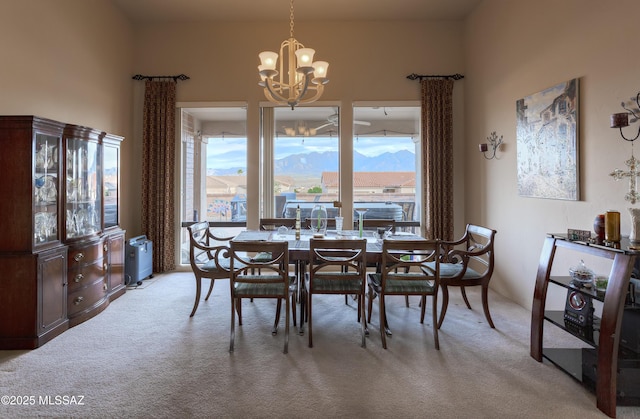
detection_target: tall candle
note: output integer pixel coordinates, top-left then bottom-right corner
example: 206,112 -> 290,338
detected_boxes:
605,210 -> 621,242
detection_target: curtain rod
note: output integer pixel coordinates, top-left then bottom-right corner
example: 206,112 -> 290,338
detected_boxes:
132,74 -> 190,82
406,73 -> 464,81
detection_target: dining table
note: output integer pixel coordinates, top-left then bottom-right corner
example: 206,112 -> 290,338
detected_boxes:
232,228 -> 424,335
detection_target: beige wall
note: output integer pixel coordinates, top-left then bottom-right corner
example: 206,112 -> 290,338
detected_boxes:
130,20 -> 467,231
465,0 -> 640,308
0,0 -> 136,237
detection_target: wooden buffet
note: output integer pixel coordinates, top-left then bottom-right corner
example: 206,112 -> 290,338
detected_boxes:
0,116 -> 125,349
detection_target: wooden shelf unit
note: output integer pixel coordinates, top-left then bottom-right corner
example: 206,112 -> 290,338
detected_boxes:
531,234 -> 640,417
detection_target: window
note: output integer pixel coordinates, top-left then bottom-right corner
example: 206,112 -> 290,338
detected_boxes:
179,106 -> 247,264
261,103 -> 420,230
352,105 -> 421,230
270,106 -> 340,220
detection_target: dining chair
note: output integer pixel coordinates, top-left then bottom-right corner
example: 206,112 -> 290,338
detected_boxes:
367,239 -> 440,349
306,238 -> 368,348
354,218 -> 396,235
259,217 -> 300,326
186,221 -> 235,317
435,224 -> 497,329
259,217 -> 296,231
229,240 -> 292,353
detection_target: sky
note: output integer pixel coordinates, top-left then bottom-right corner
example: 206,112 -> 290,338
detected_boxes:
207,135 -> 416,170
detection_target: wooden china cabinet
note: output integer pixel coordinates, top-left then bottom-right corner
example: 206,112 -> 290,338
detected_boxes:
0,116 -> 125,349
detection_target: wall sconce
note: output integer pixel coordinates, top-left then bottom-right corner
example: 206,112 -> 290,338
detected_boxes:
610,91 -> 640,204
610,91 -> 640,141
479,131 -> 503,160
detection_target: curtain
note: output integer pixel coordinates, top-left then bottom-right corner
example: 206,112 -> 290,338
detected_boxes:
421,78 -> 454,241
142,80 -> 176,272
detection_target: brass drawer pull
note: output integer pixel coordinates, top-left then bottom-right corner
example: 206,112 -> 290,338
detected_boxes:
74,296 -> 84,305
74,273 -> 84,283
74,253 -> 84,262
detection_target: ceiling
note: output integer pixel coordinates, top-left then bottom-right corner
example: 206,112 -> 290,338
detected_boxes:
112,0 -> 481,23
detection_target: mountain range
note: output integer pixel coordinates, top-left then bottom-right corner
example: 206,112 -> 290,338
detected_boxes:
212,150 -> 415,176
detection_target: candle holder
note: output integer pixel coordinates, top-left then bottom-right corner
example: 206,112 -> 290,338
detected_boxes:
610,91 -> 640,142
478,131 -> 503,160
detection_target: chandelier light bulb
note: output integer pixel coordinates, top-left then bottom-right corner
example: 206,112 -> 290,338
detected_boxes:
312,61 -> 329,78
259,51 -> 278,70
295,48 -> 315,67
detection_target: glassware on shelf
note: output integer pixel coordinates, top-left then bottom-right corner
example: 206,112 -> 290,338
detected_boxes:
35,142 -> 57,170
34,212 -> 57,243
35,175 -> 57,204
569,259 -> 595,287
66,209 -> 77,236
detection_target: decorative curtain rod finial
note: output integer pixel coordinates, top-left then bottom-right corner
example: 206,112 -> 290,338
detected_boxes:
132,74 -> 190,82
406,73 -> 464,81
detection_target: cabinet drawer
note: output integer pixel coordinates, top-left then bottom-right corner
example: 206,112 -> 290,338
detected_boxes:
67,259 -> 105,292
68,241 -> 104,269
67,278 -> 108,316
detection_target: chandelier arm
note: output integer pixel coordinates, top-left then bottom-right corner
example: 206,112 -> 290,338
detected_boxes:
297,85 -> 325,105
288,72 -> 312,108
263,79 -> 290,104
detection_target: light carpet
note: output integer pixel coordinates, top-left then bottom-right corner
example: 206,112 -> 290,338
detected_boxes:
0,271 -> 639,419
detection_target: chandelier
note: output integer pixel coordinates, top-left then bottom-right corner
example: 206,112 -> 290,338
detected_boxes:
258,0 -> 329,109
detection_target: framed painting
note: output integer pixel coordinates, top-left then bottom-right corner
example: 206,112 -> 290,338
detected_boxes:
516,78 -> 579,200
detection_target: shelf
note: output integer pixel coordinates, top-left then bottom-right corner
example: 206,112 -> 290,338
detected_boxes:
531,235 -> 639,417
542,347 -> 597,387
542,347 -> 640,406
549,275 -> 606,302
544,310 -> 600,347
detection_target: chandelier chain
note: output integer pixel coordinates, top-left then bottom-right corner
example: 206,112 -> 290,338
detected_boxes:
289,0 -> 295,38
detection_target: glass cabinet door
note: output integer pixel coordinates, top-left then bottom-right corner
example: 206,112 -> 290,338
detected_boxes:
103,141 -> 119,229
65,137 -> 101,239
34,133 -> 61,246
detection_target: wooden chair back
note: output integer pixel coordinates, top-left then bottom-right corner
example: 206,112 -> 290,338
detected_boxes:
379,239 -> 440,290
371,238 -> 440,349
437,223 -> 497,329
440,224 -> 496,283
228,240 -> 290,353
355,218 -> 396,234
186,221 -> 234,317
259,218 -> 296,231
307,238 -> 368,347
